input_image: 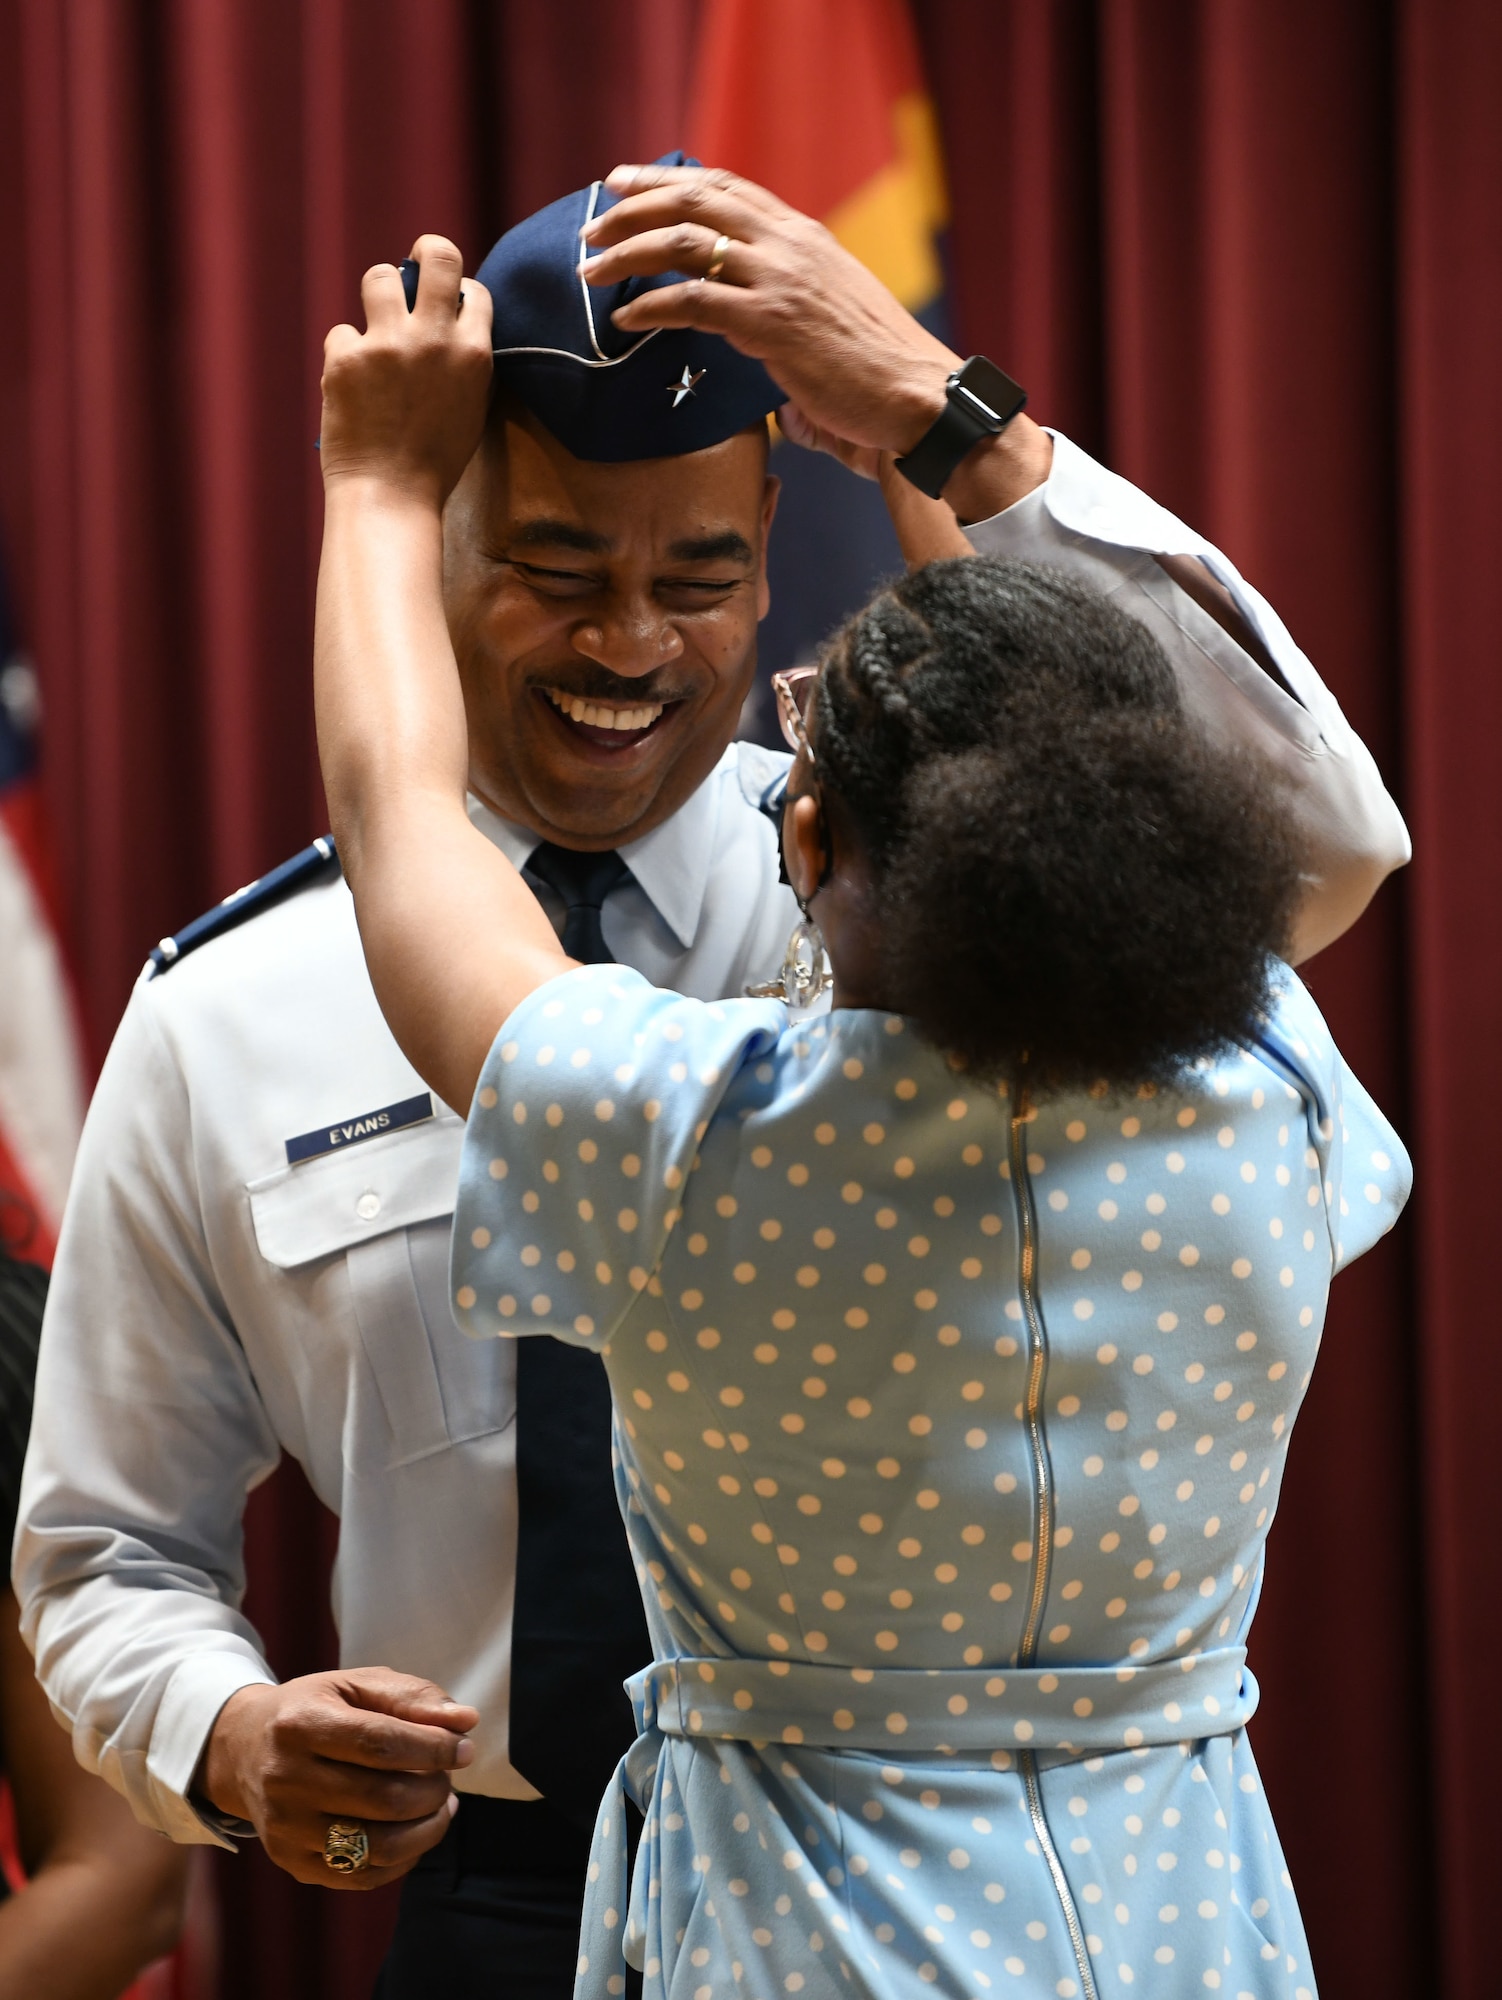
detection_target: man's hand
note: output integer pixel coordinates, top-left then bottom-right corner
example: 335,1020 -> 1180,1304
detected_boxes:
319,232 -> 494,509
199,1669 -> 479,1890
580,164 -> 1052,521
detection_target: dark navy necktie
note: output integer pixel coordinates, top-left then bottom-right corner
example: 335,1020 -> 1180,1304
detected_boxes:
525,842 -> 632,965
510,840 -> 650,1827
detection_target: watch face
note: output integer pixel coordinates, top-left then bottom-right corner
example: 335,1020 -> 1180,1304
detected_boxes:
955,356 -> 1026,425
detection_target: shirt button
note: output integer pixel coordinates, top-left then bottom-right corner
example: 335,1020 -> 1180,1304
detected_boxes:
356,1191 -> 381,1221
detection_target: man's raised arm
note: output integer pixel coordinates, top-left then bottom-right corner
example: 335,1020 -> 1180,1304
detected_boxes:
582,162 -> 1408,962
956,434 -> 1409,962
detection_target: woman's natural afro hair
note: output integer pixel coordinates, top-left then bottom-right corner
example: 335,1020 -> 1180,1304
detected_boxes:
810,556 -> 1303,1095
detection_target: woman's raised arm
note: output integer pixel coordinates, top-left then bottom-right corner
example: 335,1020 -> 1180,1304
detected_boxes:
315,234 -> 572,1113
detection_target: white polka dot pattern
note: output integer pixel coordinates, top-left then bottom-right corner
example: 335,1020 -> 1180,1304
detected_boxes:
592,1729 -> 1314,2000
453,965 -> 1408,2000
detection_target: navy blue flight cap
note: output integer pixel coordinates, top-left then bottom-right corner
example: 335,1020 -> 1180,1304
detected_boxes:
476,153 -> 786,463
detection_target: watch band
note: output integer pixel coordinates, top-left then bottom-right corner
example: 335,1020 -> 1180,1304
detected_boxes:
895,358 -> 1028,500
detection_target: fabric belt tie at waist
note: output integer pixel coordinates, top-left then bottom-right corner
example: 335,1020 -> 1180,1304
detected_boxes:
570,1649 -> 1259,1996
628,1647 -> 1258,1756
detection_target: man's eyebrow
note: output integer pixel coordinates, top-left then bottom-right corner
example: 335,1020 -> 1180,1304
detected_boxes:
505,519 -> 614,556
665,531 -> 755,565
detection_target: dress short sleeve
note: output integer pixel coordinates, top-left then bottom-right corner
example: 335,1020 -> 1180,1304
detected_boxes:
1257,967 -> 1411,1270
1326,1061 -> 1410,1268
451,966 -> 784,1348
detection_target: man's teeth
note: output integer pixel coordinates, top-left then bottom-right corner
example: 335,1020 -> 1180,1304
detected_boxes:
544,687 -> 665,733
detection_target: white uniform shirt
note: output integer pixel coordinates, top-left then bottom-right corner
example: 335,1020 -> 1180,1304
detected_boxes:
15,437 -> 1409,1845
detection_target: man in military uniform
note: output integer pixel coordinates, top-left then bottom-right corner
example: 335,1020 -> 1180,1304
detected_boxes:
17,161 -> 1407,1998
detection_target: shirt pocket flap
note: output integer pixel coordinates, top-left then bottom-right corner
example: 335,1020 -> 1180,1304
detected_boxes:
248,1117 -> 464,1269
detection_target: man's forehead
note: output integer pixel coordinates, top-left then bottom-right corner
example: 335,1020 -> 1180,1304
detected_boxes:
487,421 -> 768,553
500,510 -> 758,566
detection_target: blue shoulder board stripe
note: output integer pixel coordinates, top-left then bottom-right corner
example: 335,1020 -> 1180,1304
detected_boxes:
148,837 -> 340,978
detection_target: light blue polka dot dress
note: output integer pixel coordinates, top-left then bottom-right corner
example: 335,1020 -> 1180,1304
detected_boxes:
451,965 -> 1409,2000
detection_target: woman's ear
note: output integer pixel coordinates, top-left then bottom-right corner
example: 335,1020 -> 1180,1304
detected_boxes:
784,790 -> 827,905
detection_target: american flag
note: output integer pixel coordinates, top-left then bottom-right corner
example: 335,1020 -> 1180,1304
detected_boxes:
0,564 -> 86,1267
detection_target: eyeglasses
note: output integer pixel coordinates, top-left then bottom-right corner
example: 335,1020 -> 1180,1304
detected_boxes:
771,665 -> 820,763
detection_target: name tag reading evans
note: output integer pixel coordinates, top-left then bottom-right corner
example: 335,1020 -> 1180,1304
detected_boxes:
285,1092 -> 435,1166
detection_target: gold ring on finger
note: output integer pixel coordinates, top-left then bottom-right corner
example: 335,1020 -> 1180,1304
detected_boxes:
704,233 -> 733,282
324,1818 -> 371,1874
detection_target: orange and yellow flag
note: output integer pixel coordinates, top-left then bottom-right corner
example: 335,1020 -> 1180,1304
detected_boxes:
691,0 -> 948,318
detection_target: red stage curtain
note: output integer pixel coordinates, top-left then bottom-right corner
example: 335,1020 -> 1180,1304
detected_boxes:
1,4 -> 1498,1995
921,12 -> 1425,1996
1399,4 -> 1502,1990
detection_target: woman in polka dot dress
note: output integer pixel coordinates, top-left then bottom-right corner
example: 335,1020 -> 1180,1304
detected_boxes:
450,947 -> 1404,2000
315,312 -> 1409,2000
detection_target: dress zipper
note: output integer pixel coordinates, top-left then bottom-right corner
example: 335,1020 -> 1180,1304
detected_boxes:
1010,1109 -> 1055,1668
1008,1110 -> 1100,2000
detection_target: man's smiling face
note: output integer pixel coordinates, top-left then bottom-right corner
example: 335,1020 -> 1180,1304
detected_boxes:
442,397 -> 779,848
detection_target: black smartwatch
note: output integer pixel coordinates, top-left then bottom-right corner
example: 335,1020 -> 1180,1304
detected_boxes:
894,356 -> 1028,500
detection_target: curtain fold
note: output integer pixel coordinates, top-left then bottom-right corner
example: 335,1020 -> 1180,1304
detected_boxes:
1400,5 -> 1502,1990
0,4 -> 1495,1994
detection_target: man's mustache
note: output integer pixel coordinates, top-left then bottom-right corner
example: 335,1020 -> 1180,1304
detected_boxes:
527,669 -> 694,705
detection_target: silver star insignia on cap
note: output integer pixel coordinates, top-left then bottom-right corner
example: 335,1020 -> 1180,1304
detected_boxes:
667,366 -> 707,407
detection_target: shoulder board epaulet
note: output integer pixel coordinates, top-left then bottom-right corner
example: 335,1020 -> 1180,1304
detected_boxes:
147,836 -> 340,978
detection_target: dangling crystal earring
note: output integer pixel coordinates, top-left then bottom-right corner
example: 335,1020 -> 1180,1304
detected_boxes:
746,898 -> 833,1011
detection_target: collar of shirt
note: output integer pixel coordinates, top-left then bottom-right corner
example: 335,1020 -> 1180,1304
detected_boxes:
465,745 -> 734,953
